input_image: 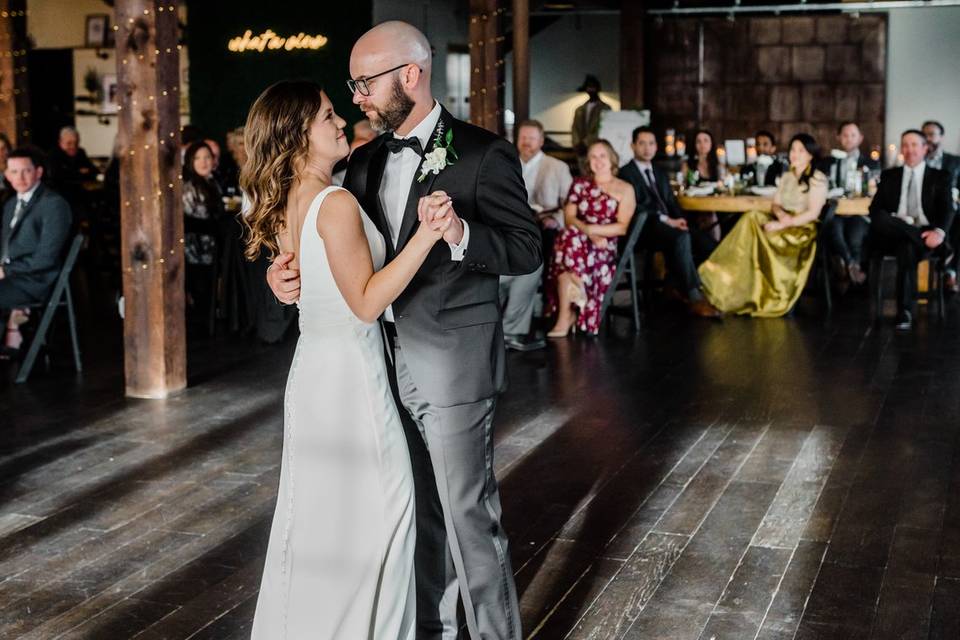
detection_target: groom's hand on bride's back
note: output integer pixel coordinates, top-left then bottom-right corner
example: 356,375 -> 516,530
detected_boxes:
267,252 -> 301,304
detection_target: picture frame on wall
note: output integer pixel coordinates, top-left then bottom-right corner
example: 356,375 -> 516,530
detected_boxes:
85,14 -> 109,48
102,74 -> 118,114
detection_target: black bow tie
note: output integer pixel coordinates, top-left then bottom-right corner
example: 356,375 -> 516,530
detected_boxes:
385,136 -> 423,156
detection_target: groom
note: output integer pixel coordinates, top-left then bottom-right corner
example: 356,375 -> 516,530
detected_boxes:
268,21 -> 540,640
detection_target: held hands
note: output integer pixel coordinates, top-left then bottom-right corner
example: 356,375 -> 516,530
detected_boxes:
267,252 -> 301,305
418,191 -> 464,245
589,234 -> 609,249
921,229 -> 945,249
665,217 -> 689,232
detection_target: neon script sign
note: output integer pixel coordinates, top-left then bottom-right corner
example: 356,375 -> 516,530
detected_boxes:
228,29 -> 329,53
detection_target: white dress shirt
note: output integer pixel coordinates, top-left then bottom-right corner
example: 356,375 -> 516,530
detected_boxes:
520,151 -> 544,203
897,162 -> 929,227
10,182 -> 40,229
379,101 -> 470,321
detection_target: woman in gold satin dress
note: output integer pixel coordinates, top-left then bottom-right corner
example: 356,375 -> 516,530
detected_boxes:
698,133 -> 828,317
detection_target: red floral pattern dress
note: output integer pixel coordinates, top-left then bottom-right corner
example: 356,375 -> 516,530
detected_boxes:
547,177 -> 620,335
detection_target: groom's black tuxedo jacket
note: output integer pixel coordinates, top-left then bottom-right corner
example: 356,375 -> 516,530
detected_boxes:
344,105 -> 541,408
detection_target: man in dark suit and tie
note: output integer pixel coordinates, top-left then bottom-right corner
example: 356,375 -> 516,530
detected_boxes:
0,147 -> 73,351
922,120 -> 960,291
869,129 -> 956,331
824,121 -> 882,287
619,126 -> 720,318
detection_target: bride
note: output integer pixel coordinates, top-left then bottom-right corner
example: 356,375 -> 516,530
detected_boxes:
240,80 -> 452,639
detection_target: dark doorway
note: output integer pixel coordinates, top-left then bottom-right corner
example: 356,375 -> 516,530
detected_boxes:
28,48 -> 74,153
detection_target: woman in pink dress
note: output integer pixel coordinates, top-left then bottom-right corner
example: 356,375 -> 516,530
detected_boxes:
547,140 -> 636,336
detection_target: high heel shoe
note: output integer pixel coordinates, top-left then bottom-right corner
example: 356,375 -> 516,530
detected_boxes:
547,323 -> 577,338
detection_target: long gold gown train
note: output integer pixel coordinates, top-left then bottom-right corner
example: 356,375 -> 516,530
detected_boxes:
698,170 -> 826,317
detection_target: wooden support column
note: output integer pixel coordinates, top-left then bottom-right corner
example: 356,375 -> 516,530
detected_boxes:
115,0 -> 185,399
511,0 -> 529,135
620,0 -> 645,110
469,0 -> 505,135
0,0 -> 29,144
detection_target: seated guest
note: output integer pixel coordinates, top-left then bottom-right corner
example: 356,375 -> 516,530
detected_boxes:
681,129 -> 720,184
922,120 -> 960,291
499,119 -> 572,350
0,148 -> 72,351
824,122 -> 881,287
868,129 -> 955,331
49,127 -> 98,187
682,129 -> 723,239
699,133 -> 827,317
743,130 -> 785,187
619,126 -> 719,318
226,127 -> 247,170
546,140 -> 635,337
0,132 -> 13,205
182,141 -> 225,324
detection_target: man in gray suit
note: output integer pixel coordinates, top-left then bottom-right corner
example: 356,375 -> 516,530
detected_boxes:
268,21 -> 541,640
1,148 -> 73,351
499,120 -> 572,351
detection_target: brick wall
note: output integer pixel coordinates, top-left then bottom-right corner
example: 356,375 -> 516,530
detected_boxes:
642,14 -> 886,154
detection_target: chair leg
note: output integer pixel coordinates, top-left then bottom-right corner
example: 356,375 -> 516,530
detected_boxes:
66,286 -> 82,372
820,248 -> 832,314
870,259 -> 884,322
628,254 -> 641,334
938,261 -> 947,321
15,301 -> 59,384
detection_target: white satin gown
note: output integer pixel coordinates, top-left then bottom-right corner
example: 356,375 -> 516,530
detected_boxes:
251,186 -> 416,639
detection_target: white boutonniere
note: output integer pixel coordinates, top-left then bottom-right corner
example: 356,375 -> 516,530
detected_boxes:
418,122 -> 458,182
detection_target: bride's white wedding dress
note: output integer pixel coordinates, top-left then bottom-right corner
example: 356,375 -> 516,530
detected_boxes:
251,186 -> 416,639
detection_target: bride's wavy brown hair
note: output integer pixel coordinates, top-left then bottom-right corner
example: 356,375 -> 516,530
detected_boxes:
239,80 -> 325,260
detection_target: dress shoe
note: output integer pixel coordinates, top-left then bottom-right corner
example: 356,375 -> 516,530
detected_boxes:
831,255 -> 849,282
945,271 -> 959,294
504,334 -> 547,352
687,299 -> 722,319
895,309 -> 913,331
847,262 -> 867,286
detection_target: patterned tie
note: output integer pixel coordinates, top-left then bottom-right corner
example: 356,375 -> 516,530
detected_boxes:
645,168 -> 670,217
906,169 -> 919,223
1,198 -> 24,263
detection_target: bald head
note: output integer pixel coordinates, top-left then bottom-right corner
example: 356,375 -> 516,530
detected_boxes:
352,21 -> 432,76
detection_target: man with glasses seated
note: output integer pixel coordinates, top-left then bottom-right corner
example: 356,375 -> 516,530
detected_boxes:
1,147 -> 73,354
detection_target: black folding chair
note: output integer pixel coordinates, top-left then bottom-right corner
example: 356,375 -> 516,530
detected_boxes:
12,233 -> 84,383
599,209 -> 649,336
869,248 -> 947,322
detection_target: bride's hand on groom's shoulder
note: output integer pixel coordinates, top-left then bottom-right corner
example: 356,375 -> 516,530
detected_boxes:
267,252 -> 301,304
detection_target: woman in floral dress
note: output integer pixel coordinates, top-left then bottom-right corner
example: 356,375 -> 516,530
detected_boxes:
547,140 -> 636,336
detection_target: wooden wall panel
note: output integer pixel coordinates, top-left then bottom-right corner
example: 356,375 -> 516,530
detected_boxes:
640,14 -> 886,154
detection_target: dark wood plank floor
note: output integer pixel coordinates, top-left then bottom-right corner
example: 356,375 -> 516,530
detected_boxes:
3,298 -> 960,639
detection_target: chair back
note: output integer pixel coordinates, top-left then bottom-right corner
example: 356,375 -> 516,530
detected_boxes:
818,198 -> 839,227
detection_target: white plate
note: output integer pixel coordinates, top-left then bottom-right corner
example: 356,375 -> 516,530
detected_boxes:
750,186 -> 777,197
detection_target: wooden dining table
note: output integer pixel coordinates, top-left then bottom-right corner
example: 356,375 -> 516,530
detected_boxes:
678,194 -> 871,216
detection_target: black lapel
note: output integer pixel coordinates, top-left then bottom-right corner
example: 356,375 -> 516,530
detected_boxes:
394,106 -> 455,253
363,138 -> 393,256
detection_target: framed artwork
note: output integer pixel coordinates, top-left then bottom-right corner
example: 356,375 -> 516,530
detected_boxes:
85,14 -> 109,48
102,74 -> 118,114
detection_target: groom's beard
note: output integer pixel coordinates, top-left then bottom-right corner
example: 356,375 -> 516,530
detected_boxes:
369,78 -> 416,134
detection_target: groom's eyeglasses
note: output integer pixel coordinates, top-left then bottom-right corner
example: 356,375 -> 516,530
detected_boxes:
347,63 -> 415,97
